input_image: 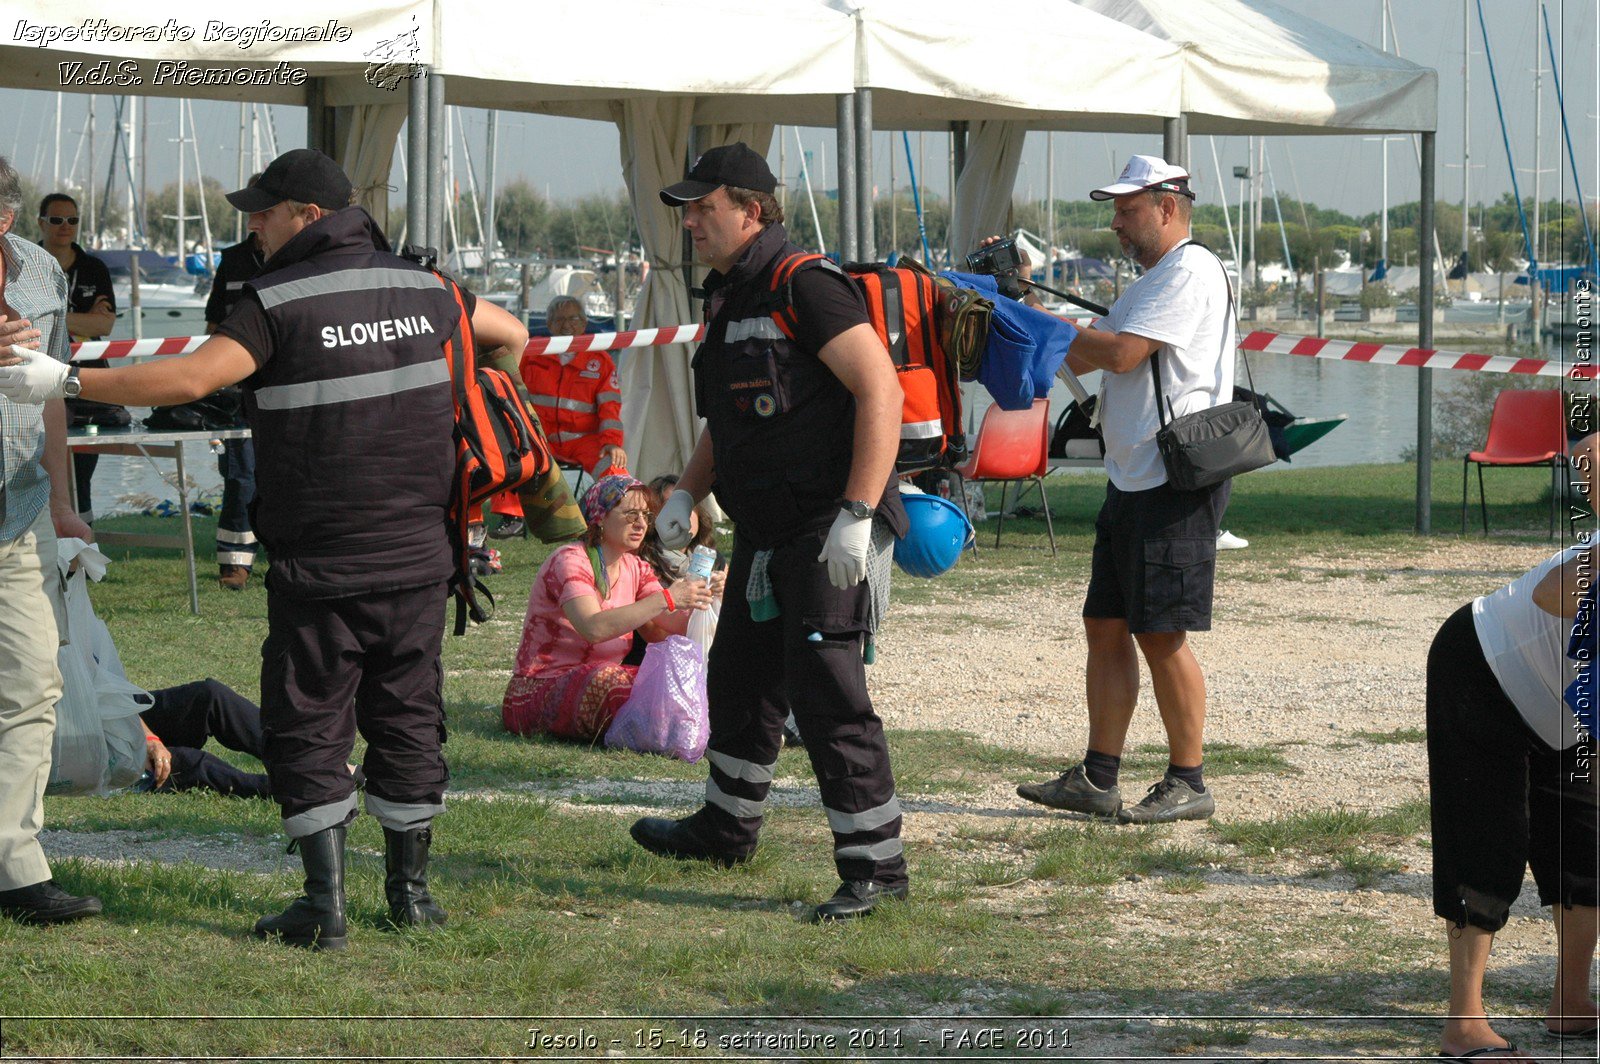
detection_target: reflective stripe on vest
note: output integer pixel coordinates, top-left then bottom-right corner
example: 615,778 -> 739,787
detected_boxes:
725,316 -> 785,342
901,418 -> 942,440
254,266 -> 443,310
253,360 -> 449,411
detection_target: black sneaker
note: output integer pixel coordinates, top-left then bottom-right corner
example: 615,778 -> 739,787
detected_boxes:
629,813 -> 752,867
489,517 -> 525,540
1016,763 -> 1121,817
1116,774 -> 1216,824
810,880 -> 909,923
0,879 -> 103,925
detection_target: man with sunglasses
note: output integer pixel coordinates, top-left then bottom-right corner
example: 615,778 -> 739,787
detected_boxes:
38,194 -> 117,525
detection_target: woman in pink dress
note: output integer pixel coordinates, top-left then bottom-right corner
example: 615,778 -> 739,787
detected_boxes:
502,475 -> 714,742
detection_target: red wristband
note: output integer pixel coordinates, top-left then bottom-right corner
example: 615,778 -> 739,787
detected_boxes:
661,588 -> 675,612
145,735 -> 161,744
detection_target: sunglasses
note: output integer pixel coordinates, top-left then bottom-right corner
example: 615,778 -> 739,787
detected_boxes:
41,215 -> 79,226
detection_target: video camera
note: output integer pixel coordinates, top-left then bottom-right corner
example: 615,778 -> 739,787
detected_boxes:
965,237 -> 1029,300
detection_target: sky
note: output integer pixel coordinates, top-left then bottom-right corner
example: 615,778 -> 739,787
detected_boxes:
0,0 -> 1592,228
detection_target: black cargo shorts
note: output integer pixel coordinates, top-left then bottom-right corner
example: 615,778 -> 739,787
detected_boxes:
1082,478 -> 1231,633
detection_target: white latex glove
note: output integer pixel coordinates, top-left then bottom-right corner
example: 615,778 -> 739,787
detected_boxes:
818,509 -> 872,590
0,345 -> 69,404
655,490 -> 696,550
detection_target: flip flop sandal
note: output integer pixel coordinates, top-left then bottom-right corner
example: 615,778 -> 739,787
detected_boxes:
1437,1044 -> 1520,1061
1545,1024 -> 1599,1041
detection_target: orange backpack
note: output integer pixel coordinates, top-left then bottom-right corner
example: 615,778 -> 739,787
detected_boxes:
437,273 -> 554,633
768,255 -> 968,473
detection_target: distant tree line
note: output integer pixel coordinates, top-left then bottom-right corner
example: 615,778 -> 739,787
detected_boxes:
28,167 -> 1594,280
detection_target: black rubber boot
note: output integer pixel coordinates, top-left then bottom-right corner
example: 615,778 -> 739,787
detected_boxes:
383,826 -> 447,928
252,826 -> 348,951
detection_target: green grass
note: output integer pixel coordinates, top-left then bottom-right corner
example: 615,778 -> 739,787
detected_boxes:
3,461 -> 1516,1058
1353,726 -> 1427,745
1209,800 -> 1430,867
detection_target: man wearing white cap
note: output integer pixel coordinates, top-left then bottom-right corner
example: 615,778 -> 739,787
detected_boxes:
1016,154 -> 1236,824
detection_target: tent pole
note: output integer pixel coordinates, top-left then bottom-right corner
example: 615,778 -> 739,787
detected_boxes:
427,72 -> 447,254
950,121 -> 968,266
1163,114 -> 1189,169
1416,131 -> 1436,534
407,72 -> 428,254
855,89 -> 874,261
837,94 -> 858,261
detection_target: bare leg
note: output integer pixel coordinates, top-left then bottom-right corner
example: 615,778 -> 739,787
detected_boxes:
1133,630 -> 1206,768
1443,921 -> 1531,1059
1549,905 -> 1600,1034
1084,617 -> 1139,758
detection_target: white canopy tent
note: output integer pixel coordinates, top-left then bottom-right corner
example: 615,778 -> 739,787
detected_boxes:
1073,0 -> 1438,135
0,1 -> 1444,522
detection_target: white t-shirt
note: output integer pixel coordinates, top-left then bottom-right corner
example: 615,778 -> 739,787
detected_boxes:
1473,546 -> 1592,751
1092,241 -> 1236,491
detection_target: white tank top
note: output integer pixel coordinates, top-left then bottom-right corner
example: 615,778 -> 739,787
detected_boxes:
1471,546 -> 1590,750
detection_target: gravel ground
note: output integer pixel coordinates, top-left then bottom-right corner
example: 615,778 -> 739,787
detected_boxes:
39,537 -> 1592,1060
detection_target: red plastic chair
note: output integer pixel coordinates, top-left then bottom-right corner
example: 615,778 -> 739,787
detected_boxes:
1462,389 -> 1568,537
955,399 -> 1056,555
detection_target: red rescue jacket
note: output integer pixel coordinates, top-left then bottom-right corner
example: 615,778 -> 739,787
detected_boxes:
519,350 -> 624,466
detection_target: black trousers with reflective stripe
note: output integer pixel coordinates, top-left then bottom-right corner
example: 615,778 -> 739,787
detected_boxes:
700,529 -> 907,887
261,580 -> 449,821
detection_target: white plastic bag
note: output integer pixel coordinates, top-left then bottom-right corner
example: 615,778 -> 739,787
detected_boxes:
685,596 -> 720,658
45,542 -> 150,795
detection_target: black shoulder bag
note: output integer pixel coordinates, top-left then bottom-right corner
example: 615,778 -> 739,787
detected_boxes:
1151,245 -> 1276,491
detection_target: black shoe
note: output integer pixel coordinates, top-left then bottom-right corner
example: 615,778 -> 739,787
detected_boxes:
488,517 -> 525,540
810,880 -> 909,923
253,826 -> 348,951
383,827 -> 447,929
0,879 -> 103,925
629,813 -> 752,867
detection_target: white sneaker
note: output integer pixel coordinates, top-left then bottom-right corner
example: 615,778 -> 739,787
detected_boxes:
1217,530 -> 1249,550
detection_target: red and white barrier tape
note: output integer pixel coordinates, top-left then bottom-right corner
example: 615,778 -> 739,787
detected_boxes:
520,324 -> 706,357
70,324 -> 710,363
70,335 -> 207,362
1239,330 -> 1598,380
70,325 -> 1597,381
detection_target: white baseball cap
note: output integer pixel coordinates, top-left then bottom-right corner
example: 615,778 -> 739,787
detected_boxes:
1090,154 -> 1195,201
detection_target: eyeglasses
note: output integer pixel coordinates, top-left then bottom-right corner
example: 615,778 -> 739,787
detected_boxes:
615,508 -> 652,524
40,215 -> 79,226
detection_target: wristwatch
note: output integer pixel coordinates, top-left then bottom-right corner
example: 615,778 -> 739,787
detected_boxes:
62,365 -> 82,400
840,499 -> 875,520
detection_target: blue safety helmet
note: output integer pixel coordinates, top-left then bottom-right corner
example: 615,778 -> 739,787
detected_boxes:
894,492 -> 974,578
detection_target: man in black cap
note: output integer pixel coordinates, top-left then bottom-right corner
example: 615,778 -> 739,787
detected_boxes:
626,142 -> 913,923
0,147 -> 531,950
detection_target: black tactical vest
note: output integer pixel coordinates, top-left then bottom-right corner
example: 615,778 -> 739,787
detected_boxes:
693,223 -> 903,549
243,208 -> 460,597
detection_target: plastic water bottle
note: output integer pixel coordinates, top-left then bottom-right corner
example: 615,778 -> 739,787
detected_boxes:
687,545 -> 716,583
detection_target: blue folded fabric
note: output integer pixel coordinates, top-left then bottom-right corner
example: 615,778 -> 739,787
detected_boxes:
941,271 -> 1078,410
1565,583 -> 1597,738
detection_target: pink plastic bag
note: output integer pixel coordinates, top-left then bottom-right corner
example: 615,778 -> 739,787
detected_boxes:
603,635 -> 709,762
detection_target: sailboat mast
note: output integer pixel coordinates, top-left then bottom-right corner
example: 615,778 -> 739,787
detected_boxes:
1532,7 -> 1544,267
175,100 -> 186,259
187,100 -> 213,275
85,97 -> 95,243
1462,0 -> 1470,263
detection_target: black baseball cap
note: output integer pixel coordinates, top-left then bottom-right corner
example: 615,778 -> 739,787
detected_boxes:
659,142 -> 777,205
225,148 -> 354,213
